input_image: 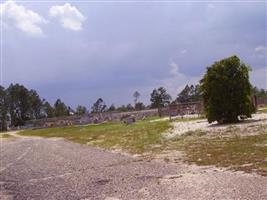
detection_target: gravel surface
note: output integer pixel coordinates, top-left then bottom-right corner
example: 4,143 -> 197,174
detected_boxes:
164,113 -> 267,139
0,134 -> 267,200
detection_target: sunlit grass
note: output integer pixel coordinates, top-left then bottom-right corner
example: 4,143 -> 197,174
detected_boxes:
20,120 -> 171,154
0,133 -> 13,139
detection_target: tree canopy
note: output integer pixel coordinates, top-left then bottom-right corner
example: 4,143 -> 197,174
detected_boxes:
150,87 -> 171,108
54,99 -> 69,117
91,98 -> 107,113
200,55 -> 255,123
76,105 -> 87,115
176,84 -> 202,103
252,86 -> 267,98
0,84 -> 73,131
133,91 -> 140,104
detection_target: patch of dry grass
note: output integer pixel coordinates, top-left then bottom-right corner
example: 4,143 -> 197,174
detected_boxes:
169,125 -> 267,176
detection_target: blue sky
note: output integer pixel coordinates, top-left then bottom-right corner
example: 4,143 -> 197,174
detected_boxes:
1,0 -> 266,108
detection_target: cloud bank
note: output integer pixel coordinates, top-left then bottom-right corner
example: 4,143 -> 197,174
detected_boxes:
0,0 -> 48,36
49,3 -> 86,31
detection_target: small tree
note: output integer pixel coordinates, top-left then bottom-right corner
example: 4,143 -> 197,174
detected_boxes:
177,84 -> 202,103
116,105 -> 127,112
150,87 -> 171,108
252,86 -> 267,98
108,104 -> 116,112
28,89 -> 43,119
135,102 -> 145,110
133,91 -> 140,107
126,103 -> 134,111
42,100 -> 55,118
54,99 -> 69,117
200,55 -> 255,123
76,105 -> 87,115
91,98 -> 106,113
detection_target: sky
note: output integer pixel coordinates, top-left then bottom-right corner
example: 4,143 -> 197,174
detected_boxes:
1,0 -> 266,109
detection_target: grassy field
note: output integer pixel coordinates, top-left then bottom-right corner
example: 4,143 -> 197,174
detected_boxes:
20,118 -> 267,176
20,120 -> 171,154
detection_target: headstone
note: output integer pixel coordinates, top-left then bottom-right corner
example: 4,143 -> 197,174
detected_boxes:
121,114 -> 136,125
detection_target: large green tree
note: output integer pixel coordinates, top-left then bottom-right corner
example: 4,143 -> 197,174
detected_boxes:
0,86 -> 8,131
200,55 -> 255,123
6,84 -> 32,126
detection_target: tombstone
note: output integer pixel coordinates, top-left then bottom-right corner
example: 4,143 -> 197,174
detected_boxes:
93,117 -> 99,124
121,114 -> 136,125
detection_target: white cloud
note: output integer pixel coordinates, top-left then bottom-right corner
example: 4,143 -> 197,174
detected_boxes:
170,60 -> 179,76
0,0 -> 47,36
162,60 -> 201,97
49,3 -> 86,31
250,67 -> 267,90
255,45 -> 266,53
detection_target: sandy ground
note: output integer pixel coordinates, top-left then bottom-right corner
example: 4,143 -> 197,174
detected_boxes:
164,113 -> 267,139
0,133 -> 267,200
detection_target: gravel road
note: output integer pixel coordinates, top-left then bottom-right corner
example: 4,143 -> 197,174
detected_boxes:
1,134 -> 266,200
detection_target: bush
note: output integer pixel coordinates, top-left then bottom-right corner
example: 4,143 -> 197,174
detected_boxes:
200,55 -> 255,123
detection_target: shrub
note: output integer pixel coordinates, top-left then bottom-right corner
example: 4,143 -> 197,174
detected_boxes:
200,55 -> 255,123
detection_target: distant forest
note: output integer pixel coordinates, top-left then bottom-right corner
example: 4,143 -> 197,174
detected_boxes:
0,83 -> 266,131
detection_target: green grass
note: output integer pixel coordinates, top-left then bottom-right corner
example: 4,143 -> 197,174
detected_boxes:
20,120 -> 171,154
258,106 -> 267,113
169,129 -> 267,176
0,133 -> 13,139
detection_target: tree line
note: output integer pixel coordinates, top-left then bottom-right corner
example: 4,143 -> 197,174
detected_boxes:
1,59 -> 267,131
0,84 -> 75,130
0,83 -> 205,131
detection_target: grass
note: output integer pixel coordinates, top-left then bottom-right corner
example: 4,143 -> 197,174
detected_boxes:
19,117 -> 267,176
20,120 -> 171,154
169,128 -> 267,176
0,133 -> 13,139
258,106 -> 267,113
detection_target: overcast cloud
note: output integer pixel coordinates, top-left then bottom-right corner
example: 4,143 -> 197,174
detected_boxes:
2,1 -> 266,108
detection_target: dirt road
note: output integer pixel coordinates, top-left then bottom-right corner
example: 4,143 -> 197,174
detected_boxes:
0,134 -> 266,200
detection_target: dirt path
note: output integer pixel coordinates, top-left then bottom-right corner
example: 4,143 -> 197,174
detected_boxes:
0,135 -> 266,200
3,131 -> 25,138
